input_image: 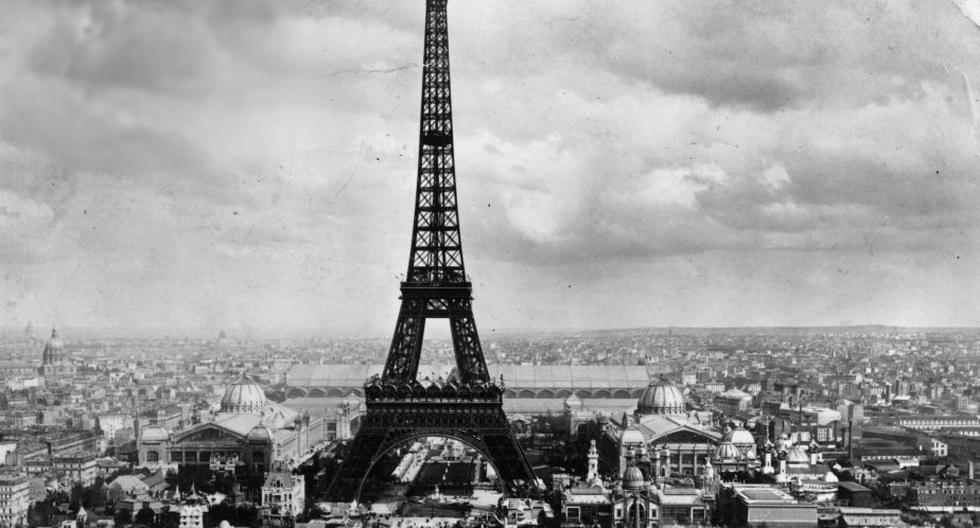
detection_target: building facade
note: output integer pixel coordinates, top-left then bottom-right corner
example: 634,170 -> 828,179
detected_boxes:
139,375 -> 324,471
0,471 -> 30,528
602,378 -> 722,478
260,462 -> 305,526
39,329 -> 77,379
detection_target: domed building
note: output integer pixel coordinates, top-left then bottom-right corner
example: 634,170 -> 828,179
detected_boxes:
603,378 -> 721,480
716,442 -> 741,462
221,376 -> 269,414
138,374 -> 325,471
39,328 -> 76,379
611,453 -> 657,528
711,441 -> 754,474
724,426 -> 757,458
637,379 -> 686,416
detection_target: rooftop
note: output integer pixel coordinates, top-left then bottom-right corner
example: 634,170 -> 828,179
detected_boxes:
734,486 -> 798,504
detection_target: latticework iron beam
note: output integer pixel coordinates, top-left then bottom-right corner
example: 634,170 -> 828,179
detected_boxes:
324,0 -> 535,502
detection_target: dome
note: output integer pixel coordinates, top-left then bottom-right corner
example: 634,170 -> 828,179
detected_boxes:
221,374 -> 267,414
623,465 -> 645,490
621,428 -> 645,445
728,428 -> 756,447
716,441 -> 741,461
637,378 -> 686,415
247,425 -> 272,442
42,328 -> 65,365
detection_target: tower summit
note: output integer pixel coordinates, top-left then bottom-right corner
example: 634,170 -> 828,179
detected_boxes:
383,0 -> 485,386
324,0 -> 536,501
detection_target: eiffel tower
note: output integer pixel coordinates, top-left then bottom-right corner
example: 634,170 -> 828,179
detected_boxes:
324,0 -> 536,502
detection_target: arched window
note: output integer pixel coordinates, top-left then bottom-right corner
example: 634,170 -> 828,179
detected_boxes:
626,503 -> 646,528
146,450 -> 160,463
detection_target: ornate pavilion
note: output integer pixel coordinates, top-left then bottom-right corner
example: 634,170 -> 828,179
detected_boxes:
138,375 -> 324,472
601,378 -> 728,479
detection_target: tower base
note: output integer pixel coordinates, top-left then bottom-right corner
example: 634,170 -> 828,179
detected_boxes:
324,380 -> 536,502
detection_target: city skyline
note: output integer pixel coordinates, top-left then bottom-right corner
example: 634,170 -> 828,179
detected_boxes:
2,0 -> 980,333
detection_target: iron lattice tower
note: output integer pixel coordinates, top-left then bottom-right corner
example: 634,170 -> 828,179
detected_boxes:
324,0 -> 536,502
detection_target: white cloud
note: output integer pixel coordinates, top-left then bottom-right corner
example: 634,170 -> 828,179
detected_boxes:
1,0 -> 979,329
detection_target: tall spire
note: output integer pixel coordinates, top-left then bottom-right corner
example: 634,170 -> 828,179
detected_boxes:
381,0 -> 489,385
407,0 -> 463,285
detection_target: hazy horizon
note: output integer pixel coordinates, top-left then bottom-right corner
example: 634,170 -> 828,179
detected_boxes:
2,1 -> 979,332
4,323 -> 979,342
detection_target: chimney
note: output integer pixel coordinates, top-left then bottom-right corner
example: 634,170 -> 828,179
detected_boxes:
970,461 -> 975,481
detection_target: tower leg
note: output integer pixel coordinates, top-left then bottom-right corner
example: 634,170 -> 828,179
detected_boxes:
326,428 -> 388,502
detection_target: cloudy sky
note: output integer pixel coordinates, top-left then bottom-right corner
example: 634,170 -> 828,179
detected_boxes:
1,0 -> 979,334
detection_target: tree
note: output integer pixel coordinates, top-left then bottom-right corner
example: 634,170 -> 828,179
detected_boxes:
135,506 -> 156,528
235,503 -> 259,527
86,477 -> 107,508
114,508 -> 133,527
48,490 -> 70,506
205,503 -> 235,528
27,503 -> 52,528
69,483 -> 85,512
159,511 -> 180,528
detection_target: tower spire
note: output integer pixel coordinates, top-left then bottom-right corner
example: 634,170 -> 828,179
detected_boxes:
381,0 -> 488,386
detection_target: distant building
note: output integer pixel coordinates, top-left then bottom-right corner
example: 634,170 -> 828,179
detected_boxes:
143,406 -> 184,431
837,507 -> 907,528
714,388 -> 753,417
654,488 -> 711,526
22,452 -> 99,487
900,416 -> 980,434
106,475 -> 150,506
704,382 -> 726,393
40,328 -> 77,379
561,486 -> 611,528
98,413 -> 131,442
0,362 -> 37,381
285,364 -> 659,400
837,481 -> 874,508
0,443 -> 17,465
907,481 -> 980,508
500,497 -> 555,527
715,484 -> 817,528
